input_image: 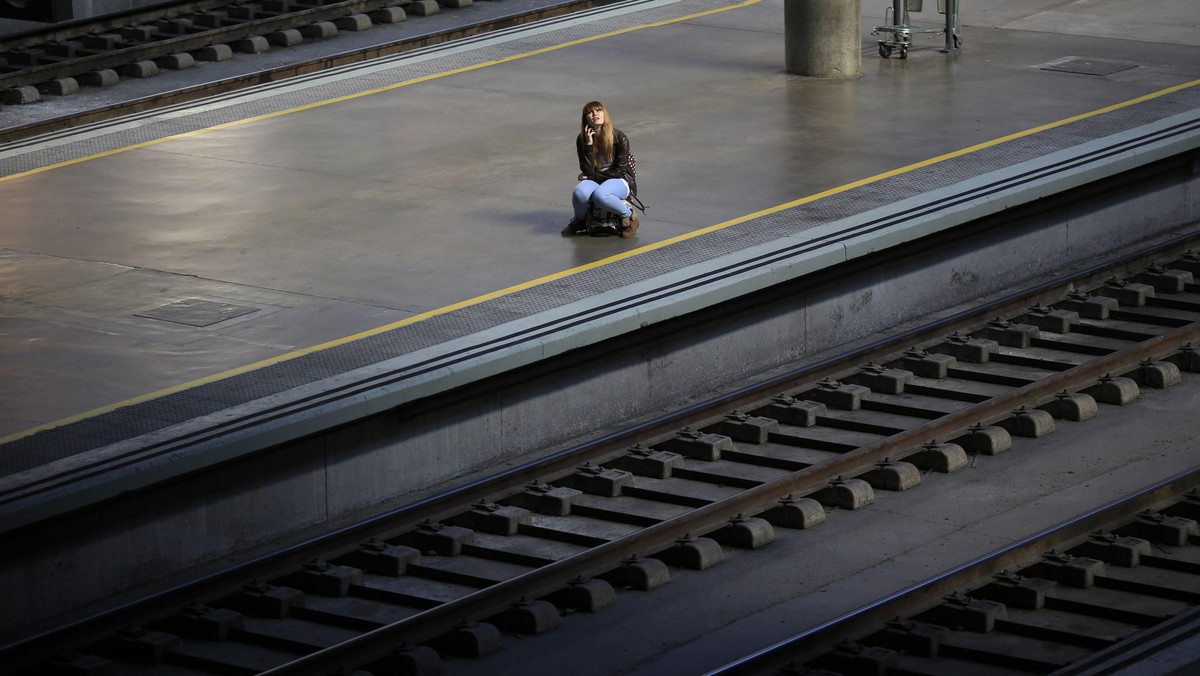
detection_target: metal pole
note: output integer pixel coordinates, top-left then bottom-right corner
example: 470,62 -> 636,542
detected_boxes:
943,0 -> 957,52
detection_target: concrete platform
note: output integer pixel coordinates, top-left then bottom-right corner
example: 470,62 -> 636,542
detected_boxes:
1,0 -> 1199,514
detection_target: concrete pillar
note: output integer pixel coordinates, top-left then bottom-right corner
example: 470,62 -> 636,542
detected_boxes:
784,0 -> 862,78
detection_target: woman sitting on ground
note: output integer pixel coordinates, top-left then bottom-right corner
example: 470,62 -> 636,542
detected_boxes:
563,101 -> 640,238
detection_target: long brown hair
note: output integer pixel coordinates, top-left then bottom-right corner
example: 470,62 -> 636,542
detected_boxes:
580,101 -> 615,165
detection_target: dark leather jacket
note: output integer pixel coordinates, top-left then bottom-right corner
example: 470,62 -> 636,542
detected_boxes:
577,128 -> 638,198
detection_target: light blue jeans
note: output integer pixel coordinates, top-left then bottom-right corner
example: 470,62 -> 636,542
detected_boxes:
573,178 -> 631,220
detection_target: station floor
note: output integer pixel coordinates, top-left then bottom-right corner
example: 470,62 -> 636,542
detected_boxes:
2,0 -> 1199,450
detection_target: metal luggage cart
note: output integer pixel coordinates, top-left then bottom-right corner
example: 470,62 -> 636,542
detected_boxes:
872,0 -> 961,59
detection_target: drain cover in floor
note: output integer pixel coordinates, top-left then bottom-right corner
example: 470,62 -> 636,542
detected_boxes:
1040,56 -> 1138,76
135,298 -> 259,327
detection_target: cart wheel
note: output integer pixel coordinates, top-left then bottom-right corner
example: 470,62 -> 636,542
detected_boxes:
878,42 -> 892,58
899,45 -> 908,59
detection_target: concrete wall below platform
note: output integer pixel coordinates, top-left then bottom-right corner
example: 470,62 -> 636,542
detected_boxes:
2,151 -> 1199,643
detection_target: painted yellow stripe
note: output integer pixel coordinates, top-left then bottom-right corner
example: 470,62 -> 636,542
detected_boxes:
0,0 -> 765,443
4,0 -> 1200,445
627,76 -> 1200,256
0,0 -> 764,183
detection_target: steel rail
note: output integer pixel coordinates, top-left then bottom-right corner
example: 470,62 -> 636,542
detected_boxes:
2,233 -> 1196,672
254,296 -> 1200,673
706,465 -> 1200,675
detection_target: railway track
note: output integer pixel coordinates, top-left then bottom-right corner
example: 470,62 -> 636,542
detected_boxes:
4,238 -> 1200,675
710,470 -> 1200,675
0,0 -> 611,139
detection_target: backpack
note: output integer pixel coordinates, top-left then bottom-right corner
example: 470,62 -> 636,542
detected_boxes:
583,198 -> 633,237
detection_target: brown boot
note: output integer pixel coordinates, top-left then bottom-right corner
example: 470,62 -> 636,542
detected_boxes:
561,217 -> 585,235
619,212 -> 639,238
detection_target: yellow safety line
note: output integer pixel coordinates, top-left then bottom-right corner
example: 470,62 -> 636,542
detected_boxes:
3,1 -> 1200,443
0,0 -> 764,183
0,0 -> 766,444
626,76 -> 1200,255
